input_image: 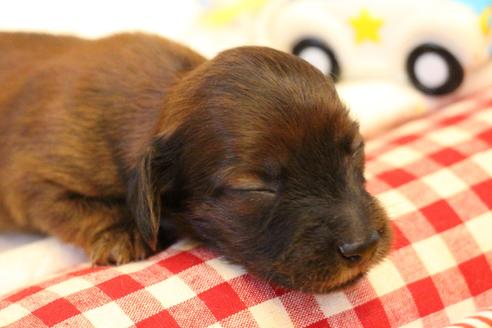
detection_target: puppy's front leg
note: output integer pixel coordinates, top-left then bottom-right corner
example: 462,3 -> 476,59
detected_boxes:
25,182 -> 150,265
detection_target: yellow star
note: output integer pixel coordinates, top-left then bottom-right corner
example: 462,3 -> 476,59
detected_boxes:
202,0 -> 267,27
349,9 -> 384,44
479,6 -> 491,36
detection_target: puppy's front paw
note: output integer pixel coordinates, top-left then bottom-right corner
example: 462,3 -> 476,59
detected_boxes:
89,225 -> 151,265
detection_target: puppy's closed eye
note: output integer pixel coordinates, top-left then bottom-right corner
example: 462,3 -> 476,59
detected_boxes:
229,188 -> 277,195
223,175 -> 277,195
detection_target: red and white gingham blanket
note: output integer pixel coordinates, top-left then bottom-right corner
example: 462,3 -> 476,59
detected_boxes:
445,307 -> 492,328
0,91 -> 491,328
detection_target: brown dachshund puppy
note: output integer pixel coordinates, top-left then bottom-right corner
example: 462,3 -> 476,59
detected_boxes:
0,32 -> 391,292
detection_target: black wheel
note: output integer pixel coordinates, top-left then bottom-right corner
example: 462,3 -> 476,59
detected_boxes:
406,44 -> 464,96
292,38 -> 341,82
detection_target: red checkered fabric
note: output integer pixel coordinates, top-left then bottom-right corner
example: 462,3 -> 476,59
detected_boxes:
1,90 -> 492,328
445,307 -> 492,328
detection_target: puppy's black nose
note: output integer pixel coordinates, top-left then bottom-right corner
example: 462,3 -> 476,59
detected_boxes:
338,231 -> 380,263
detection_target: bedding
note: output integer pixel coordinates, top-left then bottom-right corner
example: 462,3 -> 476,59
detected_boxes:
445,307 -> 492,328
0,89 -> 491,327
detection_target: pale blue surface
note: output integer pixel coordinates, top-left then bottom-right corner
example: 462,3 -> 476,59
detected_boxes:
455,0 -> 491,12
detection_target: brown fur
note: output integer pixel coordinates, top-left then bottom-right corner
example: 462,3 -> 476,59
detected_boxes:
0,32 -> 391,292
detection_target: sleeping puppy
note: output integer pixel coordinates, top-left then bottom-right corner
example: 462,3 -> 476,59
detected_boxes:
0,32 -> 391,292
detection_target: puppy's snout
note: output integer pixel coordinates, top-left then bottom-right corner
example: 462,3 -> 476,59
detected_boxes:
338,230 -> 380,263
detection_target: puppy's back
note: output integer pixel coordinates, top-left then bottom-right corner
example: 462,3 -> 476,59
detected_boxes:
0,32 -> 205,167
0,33 -> 84,88
0,33 -> 205,229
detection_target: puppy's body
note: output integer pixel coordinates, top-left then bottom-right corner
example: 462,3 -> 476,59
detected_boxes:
0,33 -> 390,292
0,33 -> 204,260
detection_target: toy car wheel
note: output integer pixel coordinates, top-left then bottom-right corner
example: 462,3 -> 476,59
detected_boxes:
406,44 -> 464,96
292,38 -> 341,82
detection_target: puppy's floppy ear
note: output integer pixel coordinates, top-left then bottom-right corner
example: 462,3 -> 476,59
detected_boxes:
127,136 -> 180,251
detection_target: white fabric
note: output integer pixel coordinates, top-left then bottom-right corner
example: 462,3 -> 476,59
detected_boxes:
0,235 -> 87,295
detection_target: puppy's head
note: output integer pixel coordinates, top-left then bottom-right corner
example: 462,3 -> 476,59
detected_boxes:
129,47 -> 392,293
